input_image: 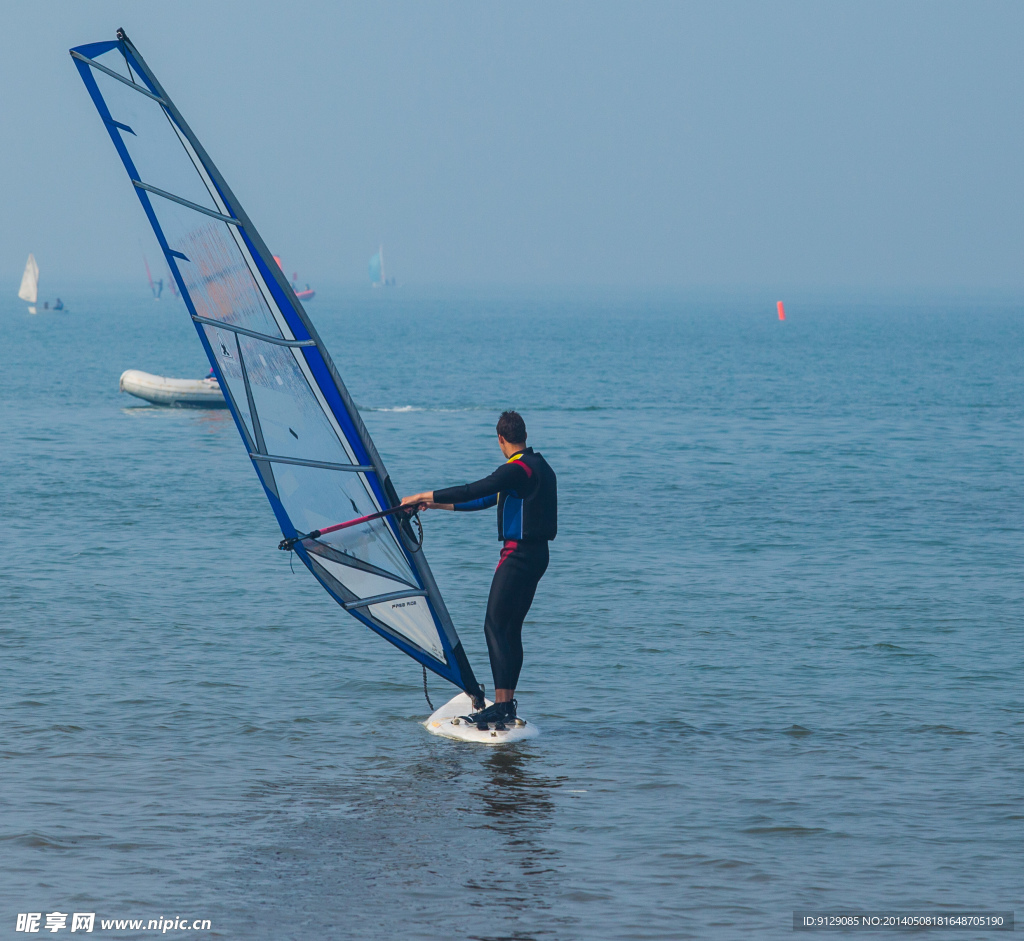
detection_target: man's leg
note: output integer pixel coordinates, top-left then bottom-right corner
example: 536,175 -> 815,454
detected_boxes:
491,575 -> 536,702
484,542 -> 548,706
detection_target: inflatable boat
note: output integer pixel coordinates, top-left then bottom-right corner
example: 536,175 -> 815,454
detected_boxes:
119,369 -> 227,408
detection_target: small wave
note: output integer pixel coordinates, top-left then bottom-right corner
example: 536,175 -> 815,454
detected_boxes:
743,826 -> 827,836
783,725 -> 813,737
910,724 -> 975,736
361,405 -> 485,412
870,642 -> 922,656
361,404 -> 622,413
3,831 -> 95,849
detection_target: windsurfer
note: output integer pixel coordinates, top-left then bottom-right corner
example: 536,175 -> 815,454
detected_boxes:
402,411 -> 557,730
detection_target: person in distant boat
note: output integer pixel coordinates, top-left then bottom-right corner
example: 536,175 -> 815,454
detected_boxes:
54,298 -> 63,311
402,411 -> 557,730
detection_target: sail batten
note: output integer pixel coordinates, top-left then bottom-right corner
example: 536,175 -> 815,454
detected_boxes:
250,454 -> 378,473
190,315 -> 314,346
344,590 -> 428,609
133,180 -> 242,224
70,50 -> 168,104
71,30 -> 483,700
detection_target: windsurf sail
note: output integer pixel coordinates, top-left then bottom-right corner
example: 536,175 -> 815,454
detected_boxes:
18,254 -> 39,304
71,30 -> 484,702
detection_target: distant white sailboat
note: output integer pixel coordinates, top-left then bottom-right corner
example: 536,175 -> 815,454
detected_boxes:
17,254 -> 64,313
18,254 -> 39,314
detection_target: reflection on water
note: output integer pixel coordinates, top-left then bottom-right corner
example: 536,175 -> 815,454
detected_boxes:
474,747 -> 562,826
464,747 -> 565,920
216,744 -> 573,941
195,408 -> 233,428
119,405 -> 233,424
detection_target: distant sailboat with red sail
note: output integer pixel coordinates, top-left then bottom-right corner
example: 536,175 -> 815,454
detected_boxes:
143,253 -> 163,299
273,255 -> 315,301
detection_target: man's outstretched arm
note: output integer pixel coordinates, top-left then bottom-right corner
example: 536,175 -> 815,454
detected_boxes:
402,463 -> 527,512
450,494 -> 498,512
401,491 -> 453,511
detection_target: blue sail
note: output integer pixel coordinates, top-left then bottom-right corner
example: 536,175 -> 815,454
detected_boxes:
70,30 -> 483,701
368,252 -> 382,285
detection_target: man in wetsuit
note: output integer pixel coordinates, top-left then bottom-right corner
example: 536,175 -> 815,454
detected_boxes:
402,411 -> 557,730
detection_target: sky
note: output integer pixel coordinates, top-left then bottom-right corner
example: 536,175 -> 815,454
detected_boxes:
2,1 -> 1023,290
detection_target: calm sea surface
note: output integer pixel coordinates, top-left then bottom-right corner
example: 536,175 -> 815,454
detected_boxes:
1,286 -> 1021,939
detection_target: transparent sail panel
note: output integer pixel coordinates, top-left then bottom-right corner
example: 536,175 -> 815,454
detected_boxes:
88,64 -> 286,339
273,462 -> 415,582
86,44 -> 136,80
238,337 -> 353,465
312,547 -> 444,658
90,69 -> 222,213
149,202 -> 283,337
367,597 -> 446,660
201,324 -> 254,439
309,553 -> 415,599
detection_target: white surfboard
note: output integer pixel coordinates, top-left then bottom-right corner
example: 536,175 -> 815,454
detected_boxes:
423,692 -> 540,745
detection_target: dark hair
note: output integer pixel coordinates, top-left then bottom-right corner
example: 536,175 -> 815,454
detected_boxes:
496,410 -> 527,444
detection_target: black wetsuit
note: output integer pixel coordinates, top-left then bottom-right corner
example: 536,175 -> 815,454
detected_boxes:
433,448 -> 557,690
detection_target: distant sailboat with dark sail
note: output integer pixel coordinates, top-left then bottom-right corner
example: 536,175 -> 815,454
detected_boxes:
369,245 -> 396,287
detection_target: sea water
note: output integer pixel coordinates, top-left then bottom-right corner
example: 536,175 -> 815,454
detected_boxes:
1,286 -> 1021,939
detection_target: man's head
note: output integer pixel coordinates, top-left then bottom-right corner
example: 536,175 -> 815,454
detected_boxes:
496,410 -> 526,457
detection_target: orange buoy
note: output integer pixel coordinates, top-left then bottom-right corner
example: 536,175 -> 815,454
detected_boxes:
777,301 -> 786,321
